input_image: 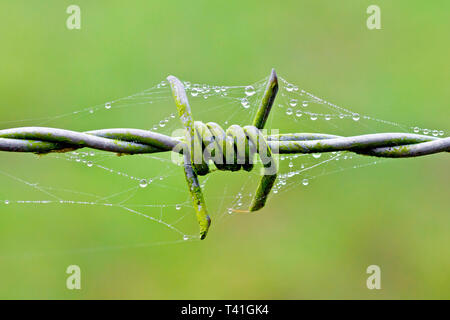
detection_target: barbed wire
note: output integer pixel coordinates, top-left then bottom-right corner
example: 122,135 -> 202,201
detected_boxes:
0,69 -> 448,239
0,127 -> 448,157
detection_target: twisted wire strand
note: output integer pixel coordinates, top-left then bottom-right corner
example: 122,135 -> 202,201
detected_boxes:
0,126 -> 449,157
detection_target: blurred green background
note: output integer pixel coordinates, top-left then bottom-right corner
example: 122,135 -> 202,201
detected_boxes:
0,0 -> 449,299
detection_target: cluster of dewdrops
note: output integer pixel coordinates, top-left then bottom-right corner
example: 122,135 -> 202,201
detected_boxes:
412,127 -> 445,136
279,81 -> 361,122
180,80 -> 259,109
226,191 -> 252,214
67,151 -> 171,188
186,81 -> 231,99
151,113 -> 176,131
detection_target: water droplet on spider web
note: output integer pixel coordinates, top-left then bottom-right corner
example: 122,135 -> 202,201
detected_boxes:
352,113 -> 360,121
289,99 -> 298,107
302,179 -> 309,186
295,110 -> 302,117
244,85 -> 256,96
175,204 -> 181,210
286,83 -> 295,92
286,108 -> 293,116
4,200 -> 10,205
183,235 -> 189,241
139,179 -> 148,188
105,102 -> 111,109
241,98 -> 250,109
413,127 -> 420,133
86,161 -> 93,167
302,101 -> 309,107
310,114 -> 318,121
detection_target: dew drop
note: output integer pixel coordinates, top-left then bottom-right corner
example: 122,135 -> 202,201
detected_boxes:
286,84 -> 295,92
183,235 -> 189,241
432,130 -> 439,136
241,98 -> 250,109
175,204 -> 181,210
302,179 -> 309,186
227,208 -> 233,214
289,99 -> 298,107
4,200 -> 10,205
310,114 -> 317,121
159,120 -> 166,128
86,161 -> 93,167
352,113 -> 360,121
245,85 -> 256,97
105,102 -> 111,109
423,129 -> 429,135
288,161 -> 294,168
139,179 -> 148,188
286,108 -> 293,116
295,110 -> 302,117
413,127 -> 420,133
191,90 -> 199,97
302,101 -> 309,107
312,153 -> 321,159
439,130 -> 444,136
325,114 -> 331,121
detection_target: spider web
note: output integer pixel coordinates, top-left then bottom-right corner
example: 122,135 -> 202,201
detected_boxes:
0,74 -> 446,256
